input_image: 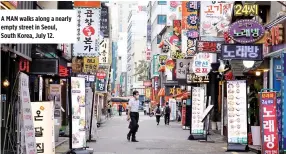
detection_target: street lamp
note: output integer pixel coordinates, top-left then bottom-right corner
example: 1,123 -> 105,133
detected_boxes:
243,60 -> 255,68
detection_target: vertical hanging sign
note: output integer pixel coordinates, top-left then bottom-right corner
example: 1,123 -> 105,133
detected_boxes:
73,8 -> 100,57
99,38 -> 110,63
260,92 -> 279,154
181,1 -> 200,57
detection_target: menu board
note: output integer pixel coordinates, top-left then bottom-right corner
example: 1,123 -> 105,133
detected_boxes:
191,87 -> 205,134
227,80 -> 247,144
71,77 -> 86,148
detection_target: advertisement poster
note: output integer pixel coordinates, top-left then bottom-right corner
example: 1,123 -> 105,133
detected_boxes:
73,8 -> 100,57
85,87 -> 93,140
227,80 -> 247,144
19,72 -> 37,154
49,84 -> 62,119
260,92 -> 279,153
71,77 -> 86,148
169,99 -> 177,121
191,87 -> 205,134
200,1 -> 234,37
31,101 -> 55,154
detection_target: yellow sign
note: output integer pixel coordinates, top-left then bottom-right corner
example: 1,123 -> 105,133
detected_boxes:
83,57 -> 99,74
234,3 -> 258,16
169,87 -> 182,95
145,88 -> 152,99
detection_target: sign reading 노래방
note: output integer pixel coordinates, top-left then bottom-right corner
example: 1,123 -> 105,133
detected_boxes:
99,38 -> 110,64
221,44 -> 263,60
234,3 -> 259,16
200,1 -> 234,38
260,92 -> 279,154
73,8 -> 100,57
176,59 -> 189,79
83,57 -> 99,74
191,87 -> 205,134
71,77 -> 86,149
197,41 -> 222,53
228,19 -> 265,44
19,72 -> 37,154
31,101 -> 55,154
227,80 -> 247,144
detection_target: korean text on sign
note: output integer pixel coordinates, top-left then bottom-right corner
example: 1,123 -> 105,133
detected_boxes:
260,92 -> 279,154
222,44 -> 262,60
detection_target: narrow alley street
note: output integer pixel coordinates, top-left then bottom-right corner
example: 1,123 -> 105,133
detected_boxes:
75,112 -> 255,154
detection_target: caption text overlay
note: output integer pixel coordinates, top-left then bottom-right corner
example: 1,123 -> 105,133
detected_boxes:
0,10 -> 77,44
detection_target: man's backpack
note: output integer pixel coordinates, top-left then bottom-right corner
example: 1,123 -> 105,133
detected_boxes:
156,108 -> 161,114
165,106 -> 170,114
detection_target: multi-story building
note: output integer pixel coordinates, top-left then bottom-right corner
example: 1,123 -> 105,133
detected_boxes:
126,5 -> 148,96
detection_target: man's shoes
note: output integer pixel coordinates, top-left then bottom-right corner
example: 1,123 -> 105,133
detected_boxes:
157,123 -> 159,125
131,139 -> 139,142
127,134 -> 131,141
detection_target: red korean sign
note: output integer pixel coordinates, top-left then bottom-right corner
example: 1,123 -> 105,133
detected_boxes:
197,41 -> 222,53
260,92 -> 279,153
96,70 -> 106,79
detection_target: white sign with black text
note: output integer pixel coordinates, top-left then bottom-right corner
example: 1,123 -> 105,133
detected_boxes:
99,38 -> 110,63
176,59 -> 190,79
73,8 -> 101,57
31,101 -> 55,154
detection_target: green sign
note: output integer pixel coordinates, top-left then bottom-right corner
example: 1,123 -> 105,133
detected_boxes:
152,55 -> 159,76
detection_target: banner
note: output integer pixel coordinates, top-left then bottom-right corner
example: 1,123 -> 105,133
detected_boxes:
83,57 -> 99,74
73,8 -> 100,57
191,87 -> 205,134
181,105 -> 186,126
200,1 -> 234,37
48,84 -> 62,119
71,77 -> 86,148
100,5 -> 109,37
85,87 -> 93,140
227,80 -> 247,144
260,92 -> 279,153
19,72 -> 37,154
31,101 -> 55,154
99,38 -> 110,63
145,87 -> 152,99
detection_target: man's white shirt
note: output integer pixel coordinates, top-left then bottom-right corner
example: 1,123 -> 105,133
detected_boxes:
128,97 -> 139,112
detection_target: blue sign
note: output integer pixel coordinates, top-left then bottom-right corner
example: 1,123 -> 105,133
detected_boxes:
273,58 -> 281,91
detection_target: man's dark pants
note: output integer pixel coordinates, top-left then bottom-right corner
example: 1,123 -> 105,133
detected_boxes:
165,113 -> 170,124
128,112 -> 139,140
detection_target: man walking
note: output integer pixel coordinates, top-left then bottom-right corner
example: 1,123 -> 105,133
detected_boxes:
164,102 -> 171,125
155,104 -> 162,125
127,91 -> 140,142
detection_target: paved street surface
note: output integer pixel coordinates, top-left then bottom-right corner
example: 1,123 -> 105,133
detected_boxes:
87,112 -> 255,154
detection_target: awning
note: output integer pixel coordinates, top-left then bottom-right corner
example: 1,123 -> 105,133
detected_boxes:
158,88 -> 165,97
173,92 -> 190,100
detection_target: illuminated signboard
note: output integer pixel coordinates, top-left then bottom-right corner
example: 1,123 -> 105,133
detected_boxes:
234,3 -> 259,16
